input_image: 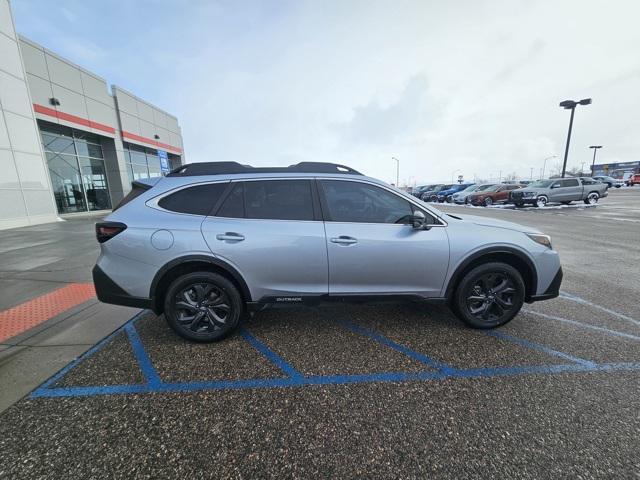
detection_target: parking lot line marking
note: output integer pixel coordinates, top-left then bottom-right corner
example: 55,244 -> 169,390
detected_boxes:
559,291 -> 640,326
30,362 -> 640,398
486,330 -> 597,367
125,323 -> 162,387
240,328 -> 304,380
336,319 -> 458,374
522,309 -> 640,342
31,310 -> 146,396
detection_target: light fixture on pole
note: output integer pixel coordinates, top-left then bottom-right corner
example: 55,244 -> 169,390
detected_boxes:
391,157 -> 400,186
542,155 -> 557,179
589,145 -> 602,174
559,98 -> 592,178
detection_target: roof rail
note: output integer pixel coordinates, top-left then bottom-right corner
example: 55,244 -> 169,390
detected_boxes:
166,161 -> 362,177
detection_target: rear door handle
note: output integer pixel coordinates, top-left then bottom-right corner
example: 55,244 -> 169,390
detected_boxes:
216,232 -> 245,242
330,236 -> 357,245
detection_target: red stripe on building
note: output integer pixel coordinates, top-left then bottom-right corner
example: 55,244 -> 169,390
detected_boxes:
121,130 -> 182,154
33,104 -> 116,134
0,283 -> 96,343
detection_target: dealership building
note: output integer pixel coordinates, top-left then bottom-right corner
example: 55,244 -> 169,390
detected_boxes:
0,0 -> 184,230
591,161 -> 640,178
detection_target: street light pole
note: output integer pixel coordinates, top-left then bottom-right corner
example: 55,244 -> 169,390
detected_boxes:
391,157 -> 399,186
559,98 -> 592,178
589,145 -> 602,175
542,155 -> 556,179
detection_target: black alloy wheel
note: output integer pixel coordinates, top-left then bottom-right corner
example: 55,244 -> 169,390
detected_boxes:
453,262 -> 525,328
164,272 -> 242,342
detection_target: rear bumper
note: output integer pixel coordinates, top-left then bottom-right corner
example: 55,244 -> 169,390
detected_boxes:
527,267 -> 562,303
92,265 -> 154,310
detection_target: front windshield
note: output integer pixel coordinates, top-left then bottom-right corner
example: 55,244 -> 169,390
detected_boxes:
473,184 -> 495,192
460,184 -> 477,193
528,180 -> 554,188
483,185 -> 503,192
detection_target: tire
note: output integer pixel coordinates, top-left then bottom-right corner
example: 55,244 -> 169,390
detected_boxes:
430,195 -> 438,203
514,202 -> 525,208
584,192 -> 599,205
452,262 -> 525,329
164,272 -> 243,342
483,197 -> 493,206
536,195 -> 548,208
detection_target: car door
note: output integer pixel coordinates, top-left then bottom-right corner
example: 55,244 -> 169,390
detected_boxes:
318,179 -> 449,297
201,179 -> 328,301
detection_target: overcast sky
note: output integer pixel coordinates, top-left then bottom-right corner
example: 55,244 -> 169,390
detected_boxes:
13,0 -> 640,184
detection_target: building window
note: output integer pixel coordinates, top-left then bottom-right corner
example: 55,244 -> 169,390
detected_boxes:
39,120 -> 112,214
123,142 -> 164,182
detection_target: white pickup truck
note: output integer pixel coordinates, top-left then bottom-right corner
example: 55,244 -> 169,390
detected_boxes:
509,177 -> 608,207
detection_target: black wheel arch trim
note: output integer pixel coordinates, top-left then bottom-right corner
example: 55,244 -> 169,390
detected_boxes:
149,254 -> 252,307
444,246 -> 538,301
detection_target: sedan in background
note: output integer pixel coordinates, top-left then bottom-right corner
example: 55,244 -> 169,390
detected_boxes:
467,184 -> 524,206
593,175 -> 624,188
436,183 -> 475,202
452,183 -> 497,204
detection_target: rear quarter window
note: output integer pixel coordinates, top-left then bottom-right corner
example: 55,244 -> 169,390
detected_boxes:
158,183 -> 228,215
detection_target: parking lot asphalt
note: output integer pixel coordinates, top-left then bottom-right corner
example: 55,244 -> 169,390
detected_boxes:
0,188 -> 639,479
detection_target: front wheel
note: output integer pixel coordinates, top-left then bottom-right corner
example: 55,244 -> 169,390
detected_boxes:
584,192 -> 599,204
536,195 -> 548,208
164,272 -> 243,342
452,262 -> 525,329
483,197 -> 493,206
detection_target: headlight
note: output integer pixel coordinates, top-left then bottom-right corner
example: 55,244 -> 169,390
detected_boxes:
526,233 -> 552,249
522,192 -> 535,197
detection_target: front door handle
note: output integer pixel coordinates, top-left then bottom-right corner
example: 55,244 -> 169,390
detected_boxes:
330,236 -> 357,245
216,232 -> 245,242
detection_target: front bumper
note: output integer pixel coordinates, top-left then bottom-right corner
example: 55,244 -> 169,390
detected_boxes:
92,265 -> 154,310
527,267 -> 562,302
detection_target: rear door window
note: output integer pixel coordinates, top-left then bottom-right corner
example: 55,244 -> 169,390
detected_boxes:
216,182 -> 245,218
561,179 -> 580,187
244,180 -> 315,221
158,183 -> 228,216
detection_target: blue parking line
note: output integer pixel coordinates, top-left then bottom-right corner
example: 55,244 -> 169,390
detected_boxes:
522,309 -> 640,342
125,322 -> 162,387
486,330 -> 597,367
31,310 -> 147,395
30,362 -> 640,398
240,328 -> 304,380
336,319 -> 458,374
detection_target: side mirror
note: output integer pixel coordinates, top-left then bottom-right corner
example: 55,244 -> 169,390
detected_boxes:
411,210 -> 430,230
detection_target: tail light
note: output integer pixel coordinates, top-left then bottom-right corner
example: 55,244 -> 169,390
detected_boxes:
96,222 -> 127,243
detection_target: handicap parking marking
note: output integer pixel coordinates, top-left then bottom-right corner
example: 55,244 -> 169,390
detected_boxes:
29,301 -> 640,399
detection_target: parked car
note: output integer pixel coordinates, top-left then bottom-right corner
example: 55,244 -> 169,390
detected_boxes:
436,183 -> 475,202
593,175 -> 624,188
411,185 -> 434,198
509,177 -> 608,207
627,174 -> 640,186
467,184 -> 524,206
451,184 -> 497,204
421,184 -> 452,202
451,183 -> 496,205
93,161 -> 562,341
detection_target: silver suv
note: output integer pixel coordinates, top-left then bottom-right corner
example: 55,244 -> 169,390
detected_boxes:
93,162 -> 562,342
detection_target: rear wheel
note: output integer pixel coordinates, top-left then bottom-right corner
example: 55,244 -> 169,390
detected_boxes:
164,272 -> 243,342
452,262 -> 525,329
584,192 -> 599,204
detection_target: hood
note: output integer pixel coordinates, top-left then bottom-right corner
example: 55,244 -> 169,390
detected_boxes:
448,213 -> 540,234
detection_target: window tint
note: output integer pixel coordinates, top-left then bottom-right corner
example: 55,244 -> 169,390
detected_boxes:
507,185 -> 521,190
244,180 -> 314,220
321,180 -> 413,224
158,183 -> 227,215
217,182 -> 245,218
580,177 -> 597,185
561,179 -> 580,187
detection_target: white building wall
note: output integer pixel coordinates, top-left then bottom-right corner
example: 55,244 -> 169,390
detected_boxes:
0,0 -> 58,229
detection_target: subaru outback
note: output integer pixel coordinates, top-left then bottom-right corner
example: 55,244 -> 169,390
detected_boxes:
93,162 -> 562,342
